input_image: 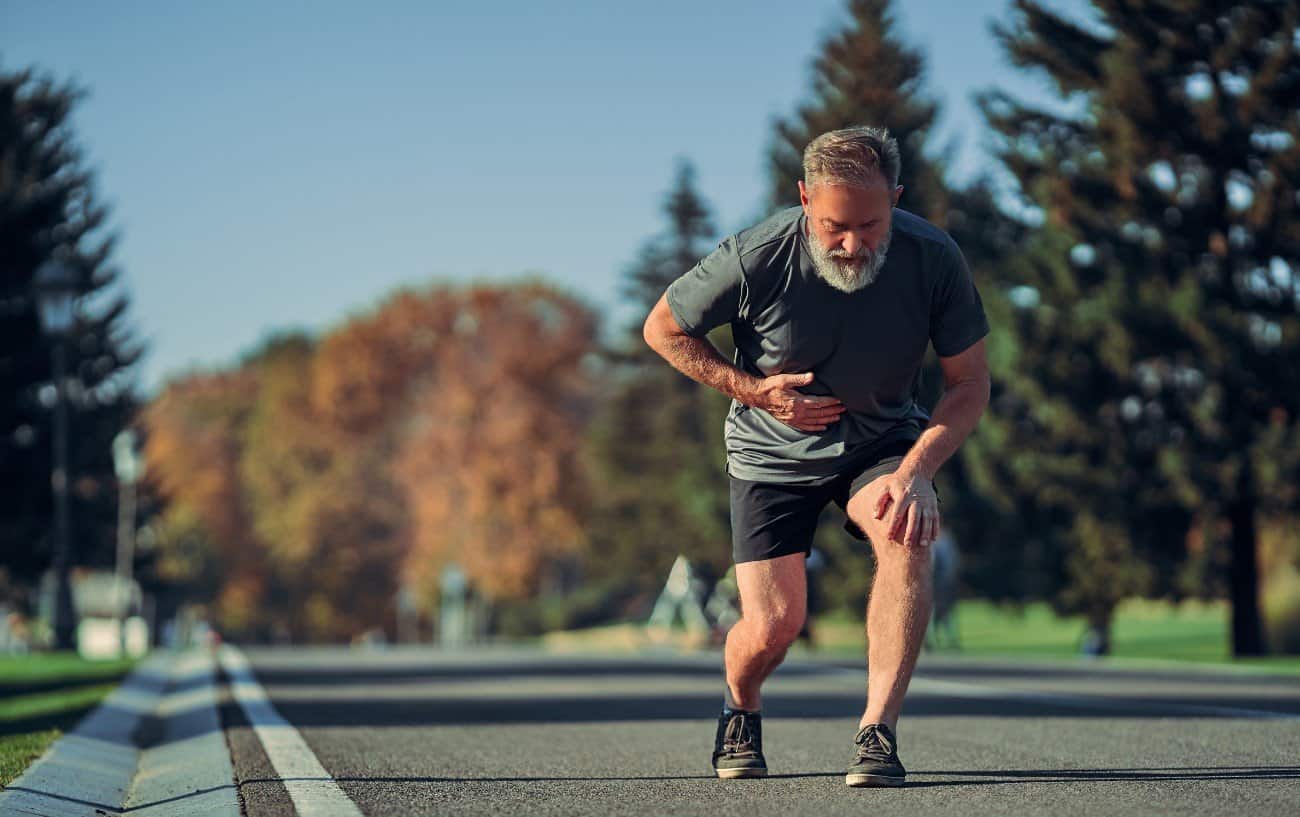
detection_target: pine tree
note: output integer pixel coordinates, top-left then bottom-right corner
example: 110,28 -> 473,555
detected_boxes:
766,0 -> 948,219
0,68 -> 145,610
623,161 -> 717,332
765,0 -> 1037,614
981,0 -> 1300,654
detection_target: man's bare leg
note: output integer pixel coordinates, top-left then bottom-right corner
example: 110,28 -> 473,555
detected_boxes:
723,551 -> 807,710
858,542 -> 932,730
845,477 -> 933,731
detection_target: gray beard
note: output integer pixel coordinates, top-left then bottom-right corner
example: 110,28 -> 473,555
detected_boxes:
806,225 -> 891,293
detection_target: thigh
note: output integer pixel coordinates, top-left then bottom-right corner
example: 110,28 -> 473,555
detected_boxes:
734,551 -> 807,624
729,478 -> 830,564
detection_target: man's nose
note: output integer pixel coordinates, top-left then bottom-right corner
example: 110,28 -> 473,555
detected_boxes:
842,232 -> 861,255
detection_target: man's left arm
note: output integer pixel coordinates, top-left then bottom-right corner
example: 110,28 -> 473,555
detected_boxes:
875,339 -> 991,547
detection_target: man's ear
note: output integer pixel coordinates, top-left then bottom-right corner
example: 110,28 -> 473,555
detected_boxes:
893,185 -> 904,206
798,180 -> 810,207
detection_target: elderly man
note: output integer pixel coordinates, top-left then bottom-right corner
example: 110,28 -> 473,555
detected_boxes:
642,126 -> 990,787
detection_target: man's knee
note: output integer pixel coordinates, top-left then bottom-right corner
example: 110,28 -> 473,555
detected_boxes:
845,495 -> 930,564
746,609 -> 805,648
734,551 -> 808,647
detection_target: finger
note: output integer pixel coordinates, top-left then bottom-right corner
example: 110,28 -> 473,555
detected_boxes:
885,494 -> 901,536
805,406 -> 846,419
802,413 -> 844,426
923,509 -> 936,546
889,495 -> 911,541
903,503 -> 921,547
799,395 -> 844,407
778,372 -> 816,388
874,488 -> 891,520
794,409 -> 845,427
795,405 -> 843,418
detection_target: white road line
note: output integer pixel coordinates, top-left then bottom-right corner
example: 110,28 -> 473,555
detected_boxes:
219,645 -> 365,817
823,666 -> 1299,720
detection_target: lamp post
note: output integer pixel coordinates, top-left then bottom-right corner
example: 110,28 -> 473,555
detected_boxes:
113,429 -> 144,657
34,259 -> 80,651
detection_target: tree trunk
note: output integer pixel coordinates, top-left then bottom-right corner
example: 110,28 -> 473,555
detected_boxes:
1082,610 -> 1111,656
1227,464 -> 1266,656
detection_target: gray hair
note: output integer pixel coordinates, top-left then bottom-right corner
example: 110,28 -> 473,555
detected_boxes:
802,126 -> 901,190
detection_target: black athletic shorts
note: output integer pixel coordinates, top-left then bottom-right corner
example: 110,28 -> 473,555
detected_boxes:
728,437 -> 937,564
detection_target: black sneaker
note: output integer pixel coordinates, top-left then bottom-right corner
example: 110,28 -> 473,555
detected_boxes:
711,709 -> 767,779
845,722 -> 906,787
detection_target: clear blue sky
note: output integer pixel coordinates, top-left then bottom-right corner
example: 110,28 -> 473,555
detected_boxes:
3,0 -> 1089,396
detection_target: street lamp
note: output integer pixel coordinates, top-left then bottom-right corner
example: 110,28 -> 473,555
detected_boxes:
34,259 -> 81,651
113,429 -> 144,657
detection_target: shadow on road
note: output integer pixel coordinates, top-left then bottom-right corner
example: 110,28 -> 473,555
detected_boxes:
10,765 -> 1298,813
231,691 -> 1300,726
236,765 -> 1300,786
903,765 -> 1300,787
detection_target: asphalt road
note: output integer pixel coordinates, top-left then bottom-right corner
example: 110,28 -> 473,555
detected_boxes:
216,645 -> 1300,817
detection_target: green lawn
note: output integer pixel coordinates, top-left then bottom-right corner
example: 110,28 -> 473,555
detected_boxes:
0,653 -> 137,787
808,598 -> 1300,672
543,598 -> 1300,673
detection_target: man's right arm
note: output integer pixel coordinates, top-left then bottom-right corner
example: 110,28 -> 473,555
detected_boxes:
642,293 -> 845,433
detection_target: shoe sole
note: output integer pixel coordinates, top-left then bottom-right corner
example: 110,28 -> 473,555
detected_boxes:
715,767 -> 768,779
845,772 -> 905,787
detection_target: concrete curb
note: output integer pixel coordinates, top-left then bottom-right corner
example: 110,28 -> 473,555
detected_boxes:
124,649 -> 241,816
0,648 -> 241,817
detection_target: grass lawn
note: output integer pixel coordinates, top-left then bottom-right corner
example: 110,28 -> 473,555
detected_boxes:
808,598 -> 1300,672
543,598 -> 1300,673
0,653 -> 137,787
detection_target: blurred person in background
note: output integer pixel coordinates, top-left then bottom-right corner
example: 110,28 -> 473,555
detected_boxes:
644,126 -> 990,787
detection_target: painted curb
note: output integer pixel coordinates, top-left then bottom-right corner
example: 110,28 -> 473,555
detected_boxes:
124,649 -> 241,816
0,648 -> 240,817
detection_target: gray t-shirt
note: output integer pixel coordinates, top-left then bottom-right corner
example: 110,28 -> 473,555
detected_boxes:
666,205 -> 988,485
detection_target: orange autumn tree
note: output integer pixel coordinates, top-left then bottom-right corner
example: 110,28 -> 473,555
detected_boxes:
310,289 -> 460,439
140,368 -> 268,636
142,280 -> 598,641
394,282 -> 597,604
238,332 -> 408,642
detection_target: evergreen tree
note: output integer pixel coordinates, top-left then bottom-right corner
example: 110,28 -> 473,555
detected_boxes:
766,0 -> 948,219
623,161 -> 717,331
766,0 -> 1034,614
0,68 -> 145,610
981,0 -> 1300,654
585,161 -> 733,599
922,181 -> 1040,604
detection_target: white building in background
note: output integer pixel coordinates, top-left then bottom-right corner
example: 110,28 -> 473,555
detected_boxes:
39,568 -> 150,659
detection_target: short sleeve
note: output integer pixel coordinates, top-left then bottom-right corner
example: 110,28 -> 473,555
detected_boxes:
666,236 -> 744,338
930,240 -> 990,358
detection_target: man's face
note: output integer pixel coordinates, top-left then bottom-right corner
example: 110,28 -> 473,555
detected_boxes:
799,179 -> 902,293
